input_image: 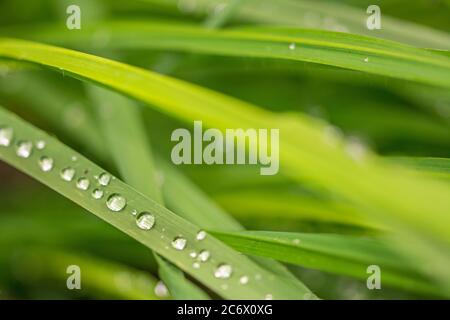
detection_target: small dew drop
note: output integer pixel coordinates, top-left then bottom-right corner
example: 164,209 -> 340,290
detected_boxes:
193,262 -> 200,269
172,237 -> 187,250
36,140 -> 46,150
346,137 -> 368,162
98,172 -> 111,186
198,250 -> 210,262
106,194 -> 127,212
196,230 -> 207,241
131,209 -> 138,216
91,189 -> 104,199
265,294 -> 273,300
136,212 -> 155,230
292,239 -> 301,245
60,167 -> 75,181
16,141 -> 33,158
189,251 -> 197,259
240,276 -> 249,285
289,43 -> 296,50
38,156 -> 54,172
71,156 -> 78,162
214,264 -> 232,279
76,177 -> 90,191
154,281 -> 169,298
0,127 -> 14,147
364,57 -> 369,63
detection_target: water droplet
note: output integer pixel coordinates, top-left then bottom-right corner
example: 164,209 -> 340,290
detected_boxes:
71,156 -> 77,161
265,294 -> 273,300
38,156 -> 54,172
214,264 -> 232,279
0,127 -> 14,146
178,0 -> 197,13
98,172 -> 111,186
289,43 -> 296,50
36,140 -> 46,150
136,212 -> 155,230
76,177 -> 90,190
346,137 -> 368,162
196,230 -> 207,241
172,237 -> 187,250
106,194 -> 127,212
198,250 -> 210,262
292,239 -> 301,245
92,189 -> 104,199
16,141 -> 33,158
131,209 -> 138,216
239,276 -> 249,285
193,262 -> 200,269
154,281 -> 169,298
189,251 -> 197,259
60,167 -> 75,181
364,57 -> 369,62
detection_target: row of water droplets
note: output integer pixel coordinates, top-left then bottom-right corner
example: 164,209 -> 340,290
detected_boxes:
0,125 -> 249,290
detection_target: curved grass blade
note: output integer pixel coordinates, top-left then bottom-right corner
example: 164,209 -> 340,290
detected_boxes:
212,230 -> 446,297
135,0 -> 450,49
0,106 -> 312,299
5,22 -> 450,88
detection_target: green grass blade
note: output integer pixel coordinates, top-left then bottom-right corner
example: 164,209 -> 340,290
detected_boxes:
0,106 -> 313,299
136,0 -> 450,49
212,230 -> 445,297
5,22 -> 450,88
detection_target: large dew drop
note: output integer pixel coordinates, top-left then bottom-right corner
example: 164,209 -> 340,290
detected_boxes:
60,167 -> 75,181
16,141 -> 33,158
171,237 -> 187,250
214,264 -> 233,279
98,172 -> 111,186
38,156 -> 54,172
76,177 -> 90,190
106,194 -> 127,212
136,212 -> 155,230
0,127 -> 13,146
154,281 -> 169,298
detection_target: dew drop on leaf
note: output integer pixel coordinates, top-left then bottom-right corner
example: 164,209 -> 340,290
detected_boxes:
16,141 -> 33,158
98,172 -> 111,186
198,250 -> 210,262
38,156 -> 54,172
76,177 -> 90,190
196,230 -> 207,241
136,212 -> 155,230
171,237 -> 187,250
0,127 -> 14,146
289,43 -> 296,50
193,262 -> 200,269
106,194 -> 127,212
265,294 -> 273,300
36,140 -> 46,150
214,264 -> 232,279
60,167 -> 75,181
154,281 -> 169,298
239,276 -> 249,285
91,188 -> 104,199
